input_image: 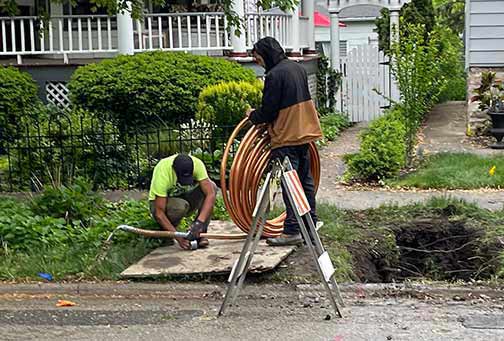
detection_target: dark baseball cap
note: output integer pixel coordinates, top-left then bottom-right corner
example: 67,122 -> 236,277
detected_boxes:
173,154 -> 194,185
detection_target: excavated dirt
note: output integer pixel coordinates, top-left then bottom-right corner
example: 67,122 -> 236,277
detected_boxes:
272,204 -> 504,284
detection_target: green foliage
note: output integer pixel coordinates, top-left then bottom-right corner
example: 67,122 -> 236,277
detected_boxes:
196,80 -> 263,127
319,112 -> 351,145
387,153 -> 504,189
213,195 -> 230,221
434,0 -> 465,35
0,198 -> 72,252
375,0 -> 436,55
375,8 -> 391,55
316,55 -> 342,115
0,66 -> 40,141
30,177 -> 104,226
0,194 -> 161,279
345,108 -> 407,181
6,105 -> 137,191
391,24 -> 448,156
436,25 -> 466,102
471,72 -> 504,112
69,51 -> 256,130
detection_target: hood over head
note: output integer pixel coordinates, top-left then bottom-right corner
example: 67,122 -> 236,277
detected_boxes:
252,37 -> 287,72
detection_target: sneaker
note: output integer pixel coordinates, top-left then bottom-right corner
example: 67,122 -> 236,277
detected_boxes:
198,237 -> 210,248
266,233 -> 303,246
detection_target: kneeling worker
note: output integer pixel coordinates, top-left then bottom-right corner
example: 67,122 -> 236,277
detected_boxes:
149,153 -> 217,250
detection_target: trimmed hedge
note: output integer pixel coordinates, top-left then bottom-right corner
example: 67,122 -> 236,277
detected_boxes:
68,51 -> 256,129
196,80 -> 263,127
0,66 -> 40,140
344,107 -> 407,181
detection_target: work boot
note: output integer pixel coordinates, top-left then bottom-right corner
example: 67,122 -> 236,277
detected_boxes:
198,237 -> 210,248
266,233 -> 303,246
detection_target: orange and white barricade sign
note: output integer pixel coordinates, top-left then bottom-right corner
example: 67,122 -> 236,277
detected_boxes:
282,170 -> 311,216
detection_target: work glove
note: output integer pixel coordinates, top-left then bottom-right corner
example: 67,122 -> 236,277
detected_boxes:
187,219 -> 207,241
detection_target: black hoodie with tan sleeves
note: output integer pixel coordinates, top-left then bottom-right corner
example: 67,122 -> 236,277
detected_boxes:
249,37 -> 323,149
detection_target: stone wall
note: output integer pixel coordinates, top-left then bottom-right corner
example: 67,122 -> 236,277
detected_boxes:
467,67 -> 504,136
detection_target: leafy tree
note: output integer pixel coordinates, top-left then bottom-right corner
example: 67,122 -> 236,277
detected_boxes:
375,0 -> 436,55
434,0 -> 465,35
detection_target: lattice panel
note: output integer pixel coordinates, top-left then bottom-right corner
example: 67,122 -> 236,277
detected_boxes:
46,81 -> 70,109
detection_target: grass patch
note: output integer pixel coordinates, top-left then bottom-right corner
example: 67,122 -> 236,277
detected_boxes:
388,153 -> 504,189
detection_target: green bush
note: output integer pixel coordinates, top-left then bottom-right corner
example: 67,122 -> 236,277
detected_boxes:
30,177 -> 104,226
0,66 -> 40,140
196,80 -> 263,127
68,51 -> 256,130
436,26 -> 466,102
320,112 -> 350,142
345,108 -> 407,181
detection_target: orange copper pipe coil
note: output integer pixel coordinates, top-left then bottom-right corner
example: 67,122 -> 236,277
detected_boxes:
220,118 -> 320,238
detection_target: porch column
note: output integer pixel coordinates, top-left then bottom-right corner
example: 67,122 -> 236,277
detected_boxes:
329,9 -> 340,71
117,2 -> 134,55
302,0 -> 316,54
389,9 -> 400,44
288,4 -> 301,57
230,0 -> 247,57
389,9 -> 400,101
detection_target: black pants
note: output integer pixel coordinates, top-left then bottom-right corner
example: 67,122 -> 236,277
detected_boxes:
271,144 -> 317,235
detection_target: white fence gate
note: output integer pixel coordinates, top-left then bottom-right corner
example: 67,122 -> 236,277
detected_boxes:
339,44 -> 396,123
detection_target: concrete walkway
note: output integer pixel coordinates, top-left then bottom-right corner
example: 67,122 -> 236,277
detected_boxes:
419,101 -> 502,156
316,103 -> 503,211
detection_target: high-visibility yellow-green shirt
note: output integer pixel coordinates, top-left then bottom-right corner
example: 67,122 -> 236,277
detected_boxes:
148,155 -> 208,201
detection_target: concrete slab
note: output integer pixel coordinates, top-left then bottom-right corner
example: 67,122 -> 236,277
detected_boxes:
121,221 -> 295,278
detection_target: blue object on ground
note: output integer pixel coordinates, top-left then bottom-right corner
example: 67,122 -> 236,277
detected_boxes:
37,272 -> 53,281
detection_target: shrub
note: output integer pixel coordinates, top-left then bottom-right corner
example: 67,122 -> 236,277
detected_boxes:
345,108 -> 407,181
68,51 -> 256,130
0,66 -> 40,141
30,177 -> 104,226
436,26 -> 466,102
196,80 -> 263,127
320,112 -> 350,142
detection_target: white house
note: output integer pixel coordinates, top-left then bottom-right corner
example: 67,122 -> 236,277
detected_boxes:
314,2 -> 380,58
0,0 -> 318,64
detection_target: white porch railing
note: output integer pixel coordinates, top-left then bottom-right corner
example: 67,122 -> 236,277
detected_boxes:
0,10 -> 312,61
133,13 -> 231,52
244,13 -> 291,49
0,15 -> 117,56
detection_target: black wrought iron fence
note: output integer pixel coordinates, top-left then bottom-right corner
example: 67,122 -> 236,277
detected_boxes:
0,112 -> 238,192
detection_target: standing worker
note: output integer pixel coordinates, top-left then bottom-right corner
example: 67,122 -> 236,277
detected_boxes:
149,153 -> 217,249
246,37 -> 323,246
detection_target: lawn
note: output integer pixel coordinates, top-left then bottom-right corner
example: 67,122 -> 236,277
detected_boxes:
388,153 -> 504,189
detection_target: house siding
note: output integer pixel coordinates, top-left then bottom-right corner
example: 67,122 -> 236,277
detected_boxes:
466,0 -> 504,136
467,0 -> 504,67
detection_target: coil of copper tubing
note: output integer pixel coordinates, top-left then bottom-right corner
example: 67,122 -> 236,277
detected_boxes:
220,118 -> 320,238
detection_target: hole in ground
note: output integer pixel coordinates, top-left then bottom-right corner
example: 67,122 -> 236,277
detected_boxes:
348,205 -> 503,283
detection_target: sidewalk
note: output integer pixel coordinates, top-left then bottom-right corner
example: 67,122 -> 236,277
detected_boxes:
316,103 -> 503,211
